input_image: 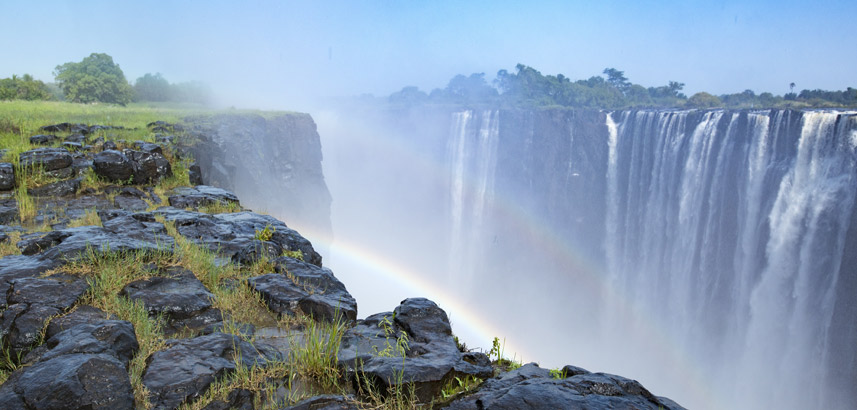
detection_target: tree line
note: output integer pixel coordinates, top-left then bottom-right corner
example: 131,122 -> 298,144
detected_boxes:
389,64 -> 857,110
0,53 -> 211,105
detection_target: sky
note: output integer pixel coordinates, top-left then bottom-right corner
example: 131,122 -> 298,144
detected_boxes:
1,0 -> 855,110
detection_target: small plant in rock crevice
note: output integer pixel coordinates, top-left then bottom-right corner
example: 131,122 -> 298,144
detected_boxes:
254,224 -> 275,242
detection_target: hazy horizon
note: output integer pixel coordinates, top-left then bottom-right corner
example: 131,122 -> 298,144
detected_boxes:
2,0 -> 855,111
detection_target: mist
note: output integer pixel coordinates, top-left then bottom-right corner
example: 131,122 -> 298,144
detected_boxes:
4,2 -> 857,409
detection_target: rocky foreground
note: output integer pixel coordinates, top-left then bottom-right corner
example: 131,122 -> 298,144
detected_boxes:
0,120 -> 684,409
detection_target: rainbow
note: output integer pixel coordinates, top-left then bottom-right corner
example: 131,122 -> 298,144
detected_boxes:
281,110 -> 724,408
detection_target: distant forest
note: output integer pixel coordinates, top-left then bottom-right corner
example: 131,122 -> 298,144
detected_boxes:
389,64 -> 857,110
0,53 -> 210,105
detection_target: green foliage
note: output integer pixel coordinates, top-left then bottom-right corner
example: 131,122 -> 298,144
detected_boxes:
441,375 -> 483,399
687,92 -> 723,108
282,249 -> 304,261
134,73 -> 212,105
0,74 -> 53,101
134,73 -> 171,102
54,53 -> 135,105
254,224 -> 275,242
550,368 -> 568,379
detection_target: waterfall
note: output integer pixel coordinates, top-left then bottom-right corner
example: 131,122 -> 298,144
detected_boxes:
603,109 -> 857,410
446,110 -> 499,284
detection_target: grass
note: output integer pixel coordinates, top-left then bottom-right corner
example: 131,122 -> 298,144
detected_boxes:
67,208 -> 102,227
0,231 -> 21,258
198,200 -> 242,214
62,246 -> 172,408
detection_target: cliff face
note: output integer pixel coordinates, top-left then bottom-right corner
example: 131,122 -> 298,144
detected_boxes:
189,113 -> 332,240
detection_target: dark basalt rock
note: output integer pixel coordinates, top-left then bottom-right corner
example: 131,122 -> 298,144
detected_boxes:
120,267 -> 223,335
18,147 -> 73,172
199,388 -> 255,410
15,212 -> 174,265
27,177 -> 80,197
0,274 -> 90,357
65,134 -> 87,144
27,319 -> 138,367
40,122 -> 90,134
154,208 -> 322,266
284,394 -> 360,410
0,163 -> 14,191
134,140 -> 164,155
102,140 -> 118,151
29,134 -> 58,145
125,149 -> 172,184
0,353 -> 135,410
442,363 -> 686,410
338,298 -> 494,403
45,305 -> 118,340
0,203 -> 18,224
93,149 -> 134,182
167,185 -> 240,210
113,187 -> 150,211
233,239 -> 282,265
247,256 -> 357,323
143,332 -> 280,410
189,162 -> 203,185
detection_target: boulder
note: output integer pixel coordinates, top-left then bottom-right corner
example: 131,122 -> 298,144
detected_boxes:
18,147 -> 73,172
27,178 -> 80,197
247,257 -> 357,324
0,353 -> 135,409
154,208 -> 322,266
29,134 -> 57,145
40,122 -> 90,134
0,274 -> 90,356
338,298 -> 493,403
113,187 -> 149,211
143,332 -> 280,409
45,305 -> 118,340
93,150 -> 134,182
134,140 -> 164,155
0,203 -> 18,224
125,149 -> 172,184
0,163 -> 14,191
442,363 -> 686,410
119,267 -> 222,335
167,185 -> 240,210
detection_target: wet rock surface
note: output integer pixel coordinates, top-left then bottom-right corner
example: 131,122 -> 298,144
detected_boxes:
442,363 -> 686,410
0,163 -> 14,191
167,185 -> 239,210
143,332 -> 280,410
120,267 -> 223,335
338,298 -> 494,402
248,256 -> 357,323
155,207 -> 322,266
18,147 -> 73,172
0,316 -> 138,410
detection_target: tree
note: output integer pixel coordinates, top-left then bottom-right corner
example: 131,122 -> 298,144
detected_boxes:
54,53 -> 134,105
0,74 -> 53,101
687,92 -> 723,108
603,68 -> 630,95
134,73 -> 171,101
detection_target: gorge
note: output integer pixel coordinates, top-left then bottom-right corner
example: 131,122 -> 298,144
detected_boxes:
316,107 -> 857,410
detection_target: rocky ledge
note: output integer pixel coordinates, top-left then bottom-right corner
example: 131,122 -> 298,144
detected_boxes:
0,120 -> 684,409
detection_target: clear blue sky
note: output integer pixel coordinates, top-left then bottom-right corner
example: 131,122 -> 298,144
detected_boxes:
2,0 -> 854,109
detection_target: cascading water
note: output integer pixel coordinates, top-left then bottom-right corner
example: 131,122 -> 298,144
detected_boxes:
446,110 -> 499,286
442,108 -> 857,409
601,109 -> 857,409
